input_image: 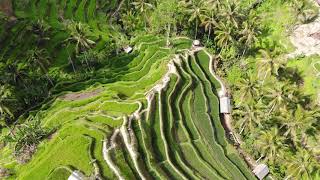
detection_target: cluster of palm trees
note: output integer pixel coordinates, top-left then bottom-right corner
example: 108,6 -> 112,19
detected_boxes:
232,50 -> 320,179
118,0 -> 260,57
0,19 -> 56,126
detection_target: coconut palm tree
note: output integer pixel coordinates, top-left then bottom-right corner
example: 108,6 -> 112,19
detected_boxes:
32,19 -> 51,45
286,148 -> 319,179
220,0 -> 243,28
215,22 -> 234,49
3,62 -> 29,89
239,17 -> 260,54
233,100 -> 266,135
256,49 -> 286,82
0,85 -> 14,123
263,81 -> 295,113
64,20 -> 95,55
235,72 -> 261,104
291,0 -> 318,24
131,0 -> 153,29
277,105 -> 318,147
26,48 -> 53,86
255,127 -> 285,165
200,10 -> 218,42
182,0 -> 206,39
120,10 -> 142,33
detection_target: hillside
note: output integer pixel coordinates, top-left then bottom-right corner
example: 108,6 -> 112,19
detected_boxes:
1,0 -> 320,179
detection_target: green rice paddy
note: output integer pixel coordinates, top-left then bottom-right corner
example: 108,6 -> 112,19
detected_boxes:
0,0 -> 254,179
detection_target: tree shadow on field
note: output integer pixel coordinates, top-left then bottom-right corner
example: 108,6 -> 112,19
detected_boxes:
52,52 -> 138,93
278,67 -> 304,85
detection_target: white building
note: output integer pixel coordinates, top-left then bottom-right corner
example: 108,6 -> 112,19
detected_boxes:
219,96 -> 231,114
123,46 -> 133,54
68,171 -> 85,180
253,164 -> 269,180
192,40 -> 201,47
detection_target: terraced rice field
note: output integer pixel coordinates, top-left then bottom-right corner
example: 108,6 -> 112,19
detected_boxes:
1,40 -> 254,179
0,0 -> 254,179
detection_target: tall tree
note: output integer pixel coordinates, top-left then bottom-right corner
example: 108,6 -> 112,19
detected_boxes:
235,72 -> 261,104
200,10 -> 218,42
256,49 -> 286,82
26,48 -> 54,86
277,105 -> 318,147
239,16 -> 260,54
233,100 -> 266,135
64,20 -> 95,55
131,0 -> 153,29
263,81 -> 295,113
220,0 -> 243,28
182,0 -> 206,39
215,22 -> 234,49
255,127 -> 285,165
286,148 -> 319,179
64,20 -> 95,72
0,85 -> 14,124
150,0 -> 178,47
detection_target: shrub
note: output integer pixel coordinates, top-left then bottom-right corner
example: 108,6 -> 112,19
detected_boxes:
4,117 -> 50,163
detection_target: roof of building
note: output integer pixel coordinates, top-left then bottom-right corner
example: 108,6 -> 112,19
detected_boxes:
124,46 -> 133,53
253,164 -> 269,180
220,96 -> 231,114
192,40 -> 201,46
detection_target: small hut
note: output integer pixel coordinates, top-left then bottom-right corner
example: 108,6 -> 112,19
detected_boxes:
253,164 -> 269,180
123,46 -> 133,54
219,96 -> 231,114
192,40 -> 201,48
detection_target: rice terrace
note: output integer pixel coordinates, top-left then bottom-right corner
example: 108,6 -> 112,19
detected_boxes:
0,0 -> 320,180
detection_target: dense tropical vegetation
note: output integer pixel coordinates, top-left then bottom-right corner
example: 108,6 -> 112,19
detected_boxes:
0,0 -> 319,179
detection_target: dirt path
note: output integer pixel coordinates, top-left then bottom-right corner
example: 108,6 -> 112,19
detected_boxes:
102,129 -> 125,180
60,88 -> 103,101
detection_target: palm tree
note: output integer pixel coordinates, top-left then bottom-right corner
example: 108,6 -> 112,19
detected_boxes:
131,0 -> 153,29
291,0 -> 318,24
277,105 -> 318,147
239,17 -> 260,54
120,10 -> 142,33
200,10 -> 218,42
32,19 -> 51,45
263,81 -> 295,113
220,0 -> 243,28
0,85 -> 14,123
182,0 -> 206,39
286,148 -> 319,179
64,20 -> 95,55
233,100 -> 266,135
3,62 -> 29,89
26,48 -> 54,86
215,22 -> 234,49
255,127 -> 285,165
235,72 -> 261,104
256,49 -> 286,82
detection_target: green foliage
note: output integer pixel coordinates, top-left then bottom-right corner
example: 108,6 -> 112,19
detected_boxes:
4,117 -> 50,160
231,43 -> 320,179
1,0 -> 319,179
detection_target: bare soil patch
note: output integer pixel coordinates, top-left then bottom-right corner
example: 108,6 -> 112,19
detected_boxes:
60,88 -> 103,101
288,17 -> 320,58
